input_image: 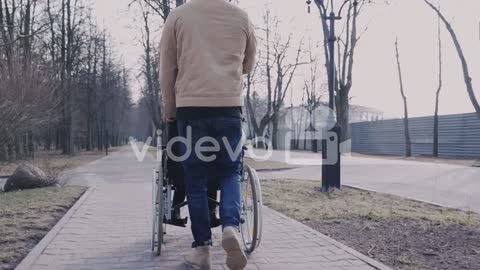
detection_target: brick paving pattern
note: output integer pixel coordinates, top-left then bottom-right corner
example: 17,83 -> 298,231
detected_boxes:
17,148 -> 390,270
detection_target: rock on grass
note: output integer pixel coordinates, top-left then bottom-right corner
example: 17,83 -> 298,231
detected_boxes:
4,164 -> 49,192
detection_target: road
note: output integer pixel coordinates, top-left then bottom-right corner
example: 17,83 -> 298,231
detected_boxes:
249,149 -> 480,213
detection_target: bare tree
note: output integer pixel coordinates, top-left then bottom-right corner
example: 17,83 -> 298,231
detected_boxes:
244,62 -> 260,139
0,0 -> 58,160
424,0 -> 480,117
246,10 -> 307,149
130,0 -> 184,136
138,4 -> 163,132
313,0 -> 355,142
270,36 -> 306,149
433,6 -> 442,157
291,90 -> 308,150
130,0 -> 184,22
303,42 -> 323,133
303,51 -> 324,152
312,0 -> 379,142
1,0 -> 133,162
394,38 -> 411,157
0,56 -> 60,161
245,11 -> 275,142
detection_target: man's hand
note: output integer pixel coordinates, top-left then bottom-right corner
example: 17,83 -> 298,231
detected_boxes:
167,117 -> 177,123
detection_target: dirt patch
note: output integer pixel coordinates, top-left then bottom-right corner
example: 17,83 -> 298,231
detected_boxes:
308,218 -> 480,270
261,179 -> 480,270
0,186 -> 87,270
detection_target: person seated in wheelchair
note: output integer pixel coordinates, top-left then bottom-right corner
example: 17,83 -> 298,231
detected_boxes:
166,122 -> 221,229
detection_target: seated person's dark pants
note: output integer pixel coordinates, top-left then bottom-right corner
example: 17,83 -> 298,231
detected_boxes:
167,122 -> 220,227
176,107 -> 243,248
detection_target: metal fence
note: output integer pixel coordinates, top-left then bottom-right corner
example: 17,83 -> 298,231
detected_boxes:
350,112 -> 480,158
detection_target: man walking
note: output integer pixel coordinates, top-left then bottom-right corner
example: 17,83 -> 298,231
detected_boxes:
159,0 -> 256,269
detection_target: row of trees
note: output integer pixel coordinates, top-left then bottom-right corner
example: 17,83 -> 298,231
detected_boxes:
245,0 -> 369,148
245,9 -> 308,150
131,0 -> 185,139
134,0 -> 364,150
0,0 -> 133,162
396,0 -> 480,157
129,0 -> 479,156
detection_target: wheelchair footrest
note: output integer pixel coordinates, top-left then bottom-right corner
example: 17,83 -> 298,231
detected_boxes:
165,217 -> 188,228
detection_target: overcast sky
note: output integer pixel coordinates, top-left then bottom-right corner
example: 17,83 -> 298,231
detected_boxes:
94,0 -> 480,118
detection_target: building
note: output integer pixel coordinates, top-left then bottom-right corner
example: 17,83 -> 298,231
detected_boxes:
245,103 -> 383,151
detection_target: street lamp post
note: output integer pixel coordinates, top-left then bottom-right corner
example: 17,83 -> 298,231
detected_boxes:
308,0 -> 356,192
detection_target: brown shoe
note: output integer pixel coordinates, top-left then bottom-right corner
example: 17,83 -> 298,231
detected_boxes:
185,246 -> 212,270
222,227 -> 247,270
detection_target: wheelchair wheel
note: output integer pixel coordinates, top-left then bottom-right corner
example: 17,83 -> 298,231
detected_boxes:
240,165 -> 263,253
152,155 -> 166,256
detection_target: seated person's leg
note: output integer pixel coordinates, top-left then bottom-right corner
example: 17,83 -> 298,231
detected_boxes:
167,122 -> 220,228
207,166 -> 221,228
167,122 -> 188,226
170,163 -> 187,226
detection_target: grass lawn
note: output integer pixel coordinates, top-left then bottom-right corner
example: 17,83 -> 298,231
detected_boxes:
0,186 -> 87,270
262,179 -> 480,270
0,148 -> 114,270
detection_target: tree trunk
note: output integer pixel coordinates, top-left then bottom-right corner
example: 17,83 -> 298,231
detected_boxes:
433,98 -> 440,157
255,126 -> 267,149
15,137 -> 22,160
60,0 -> 68,155
66,0 -> 75,155
433,10 -> 442,157
336,86 -> 350,142
28,132 -> 34,159
56,127 -> 61,150
8,143 -> 15,162
395,38 -> 412,157
86,115 -> 92,151
96,113 -> 103,151
23,0 -> 32,70
271,116 -> 279,149
0,145 -> 7,162
45,122 -> 52,151
424,0 -> 480,117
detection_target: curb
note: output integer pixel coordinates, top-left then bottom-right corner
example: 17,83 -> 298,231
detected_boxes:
255,167 -> 298,172
15,186 -> 96,270
265,206 -> 393,270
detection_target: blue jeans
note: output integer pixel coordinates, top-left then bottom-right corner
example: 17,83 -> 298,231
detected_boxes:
177,115 -> 242,248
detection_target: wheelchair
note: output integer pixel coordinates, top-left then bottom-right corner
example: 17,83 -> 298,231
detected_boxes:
151,125 -> 263,256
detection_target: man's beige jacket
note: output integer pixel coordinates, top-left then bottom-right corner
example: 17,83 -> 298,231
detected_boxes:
159,0 -> 257,119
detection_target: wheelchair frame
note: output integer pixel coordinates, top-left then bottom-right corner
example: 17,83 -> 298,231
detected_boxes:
152,146 -> 263,256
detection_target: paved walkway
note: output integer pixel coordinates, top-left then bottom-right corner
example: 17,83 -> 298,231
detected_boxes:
17,146 -> 389,270
251,149 -> 480,213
